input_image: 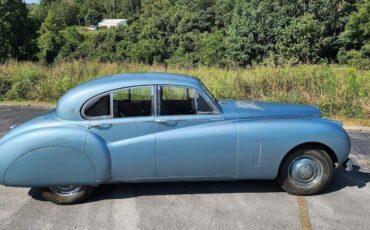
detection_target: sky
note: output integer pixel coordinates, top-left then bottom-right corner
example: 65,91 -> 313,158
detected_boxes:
25,0 -> 39,4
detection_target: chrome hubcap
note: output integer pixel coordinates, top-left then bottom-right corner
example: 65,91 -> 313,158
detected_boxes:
290,156 -> 323,186
49,185 -> 82,195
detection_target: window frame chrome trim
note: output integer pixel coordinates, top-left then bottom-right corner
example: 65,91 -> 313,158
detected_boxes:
80,83 -> 221,120
81,85 -> 155,120
81,92 -> 113,120
156,84 -> 221,116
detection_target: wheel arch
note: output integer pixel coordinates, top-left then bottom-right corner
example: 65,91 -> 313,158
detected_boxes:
278,142 -> 338,177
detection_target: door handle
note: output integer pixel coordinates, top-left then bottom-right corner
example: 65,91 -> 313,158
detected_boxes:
155,119 -> 168,123
155,119 -> 177,126
88,123 -> 112,129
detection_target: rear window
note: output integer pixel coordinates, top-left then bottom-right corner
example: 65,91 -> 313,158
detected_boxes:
84,94 -> 110,118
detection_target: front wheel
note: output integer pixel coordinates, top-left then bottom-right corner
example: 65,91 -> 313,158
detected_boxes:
41,185 -> 94,205
277,146 -> 333,195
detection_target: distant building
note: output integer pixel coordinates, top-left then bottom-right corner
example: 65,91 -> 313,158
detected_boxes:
88,25 -> 97,31
98,19 -> 127,29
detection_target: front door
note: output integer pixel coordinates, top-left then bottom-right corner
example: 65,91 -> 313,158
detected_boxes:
84,85 -> 156,179
155,85 -> 237,178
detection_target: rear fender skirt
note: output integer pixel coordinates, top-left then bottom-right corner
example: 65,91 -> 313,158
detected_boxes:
5,146 -> 96,187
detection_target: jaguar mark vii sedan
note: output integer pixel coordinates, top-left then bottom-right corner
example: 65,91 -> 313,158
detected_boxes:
0,73 -> 352,204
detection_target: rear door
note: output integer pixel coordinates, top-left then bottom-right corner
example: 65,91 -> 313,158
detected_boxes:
84,85 -> 156,179
155,85 -> 237,178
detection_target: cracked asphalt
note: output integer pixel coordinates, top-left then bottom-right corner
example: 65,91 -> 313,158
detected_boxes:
0,105 -> 369,230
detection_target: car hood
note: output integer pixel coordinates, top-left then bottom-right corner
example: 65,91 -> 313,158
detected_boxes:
219,100 -> 321,119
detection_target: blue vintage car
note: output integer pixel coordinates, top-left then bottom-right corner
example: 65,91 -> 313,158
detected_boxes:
0,73 -> 352,204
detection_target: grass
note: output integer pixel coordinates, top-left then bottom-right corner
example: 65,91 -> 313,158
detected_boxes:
0,60 -> 369,125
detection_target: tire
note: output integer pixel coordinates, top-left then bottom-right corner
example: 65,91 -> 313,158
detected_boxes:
41,185 -> 94,205
277,146 -> 333,195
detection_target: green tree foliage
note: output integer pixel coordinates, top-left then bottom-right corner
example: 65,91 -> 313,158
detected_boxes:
37,10 -> 65,63
278,13 -> 325,64
338,0 -> 370,69
3,0 -> 370,68
225,1 -> 291,66
0,0 -> 38,62
84,9 -> 102,26
56,27 -> 84,61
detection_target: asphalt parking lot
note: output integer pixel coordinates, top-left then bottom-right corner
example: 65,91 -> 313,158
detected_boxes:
0,105 -> 369,230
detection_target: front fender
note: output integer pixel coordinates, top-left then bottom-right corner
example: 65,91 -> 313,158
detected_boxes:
235,117 -> 351,179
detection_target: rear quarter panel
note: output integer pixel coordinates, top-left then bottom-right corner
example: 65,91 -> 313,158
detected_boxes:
235,117 -> 351,179
0,126 -> 110,186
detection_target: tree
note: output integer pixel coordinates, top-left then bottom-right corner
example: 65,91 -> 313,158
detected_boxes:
0,6 -> 11,61
278,13 -> 325,64
304,0 -> 356,62
84,9 -> 102,26
0,0 -> 38,62
225,1 -> 291,65
51,0 -> 80,26
37,10 -> 65,63
24,0 -> 362,66
196,30 -> 226,66
56,27 -> 84,61
338,0 -> 370,68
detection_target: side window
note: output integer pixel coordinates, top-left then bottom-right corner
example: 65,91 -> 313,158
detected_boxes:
159,86 -> 215,115
84,94 -> 111,118
160,86 -> 196,115
196,93 -> 214,113
113,86 -> 152,117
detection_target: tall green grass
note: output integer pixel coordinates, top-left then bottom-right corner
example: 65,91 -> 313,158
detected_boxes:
0,60 -> 369,121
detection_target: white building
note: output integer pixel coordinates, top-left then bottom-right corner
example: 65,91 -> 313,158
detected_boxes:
98,19 -> 127,28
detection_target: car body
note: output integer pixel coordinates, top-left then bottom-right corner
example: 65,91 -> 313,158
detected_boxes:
0,73 -> 351,204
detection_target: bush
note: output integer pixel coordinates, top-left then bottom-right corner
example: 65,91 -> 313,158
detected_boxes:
4,67 -> 43,100
338,49 -> 370,70
0,61 -> 369,122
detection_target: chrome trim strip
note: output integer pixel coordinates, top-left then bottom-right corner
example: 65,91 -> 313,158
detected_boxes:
156,84 -> 221,116
90,119 -> 155,126
151,85 -> 156,117
110,91 -> 113,117
197,89 -> 221,114
156,84 -> 161,117
81,85 -> 154,120
81,83 -> 221,121
81,92 -> 113,120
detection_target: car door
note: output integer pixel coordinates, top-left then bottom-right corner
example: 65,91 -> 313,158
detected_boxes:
155,85 -> 237,178
83,85 -> 156,179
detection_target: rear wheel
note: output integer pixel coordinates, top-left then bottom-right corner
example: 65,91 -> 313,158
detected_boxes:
41,185 -> 94,205
277,146 -> 333,195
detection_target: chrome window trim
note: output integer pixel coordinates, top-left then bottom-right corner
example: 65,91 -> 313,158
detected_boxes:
157,84 -> 221,116
196,89 -> 221,115
81,92 -> 113,120
198,81 -> 222,113
81,83 -> 220,120
81,85 -> 154,120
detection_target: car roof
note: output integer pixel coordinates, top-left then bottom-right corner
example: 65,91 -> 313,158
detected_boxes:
56,72 -> 202,120
76,72 -> 200,89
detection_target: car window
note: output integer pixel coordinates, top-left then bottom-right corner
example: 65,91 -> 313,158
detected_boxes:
159,86 -> 214,115
196,93 -> 214,113
160,86 -> 196,115
84,94 -> 111,118
113,86 -> 152,118
200,81 -> 221,111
